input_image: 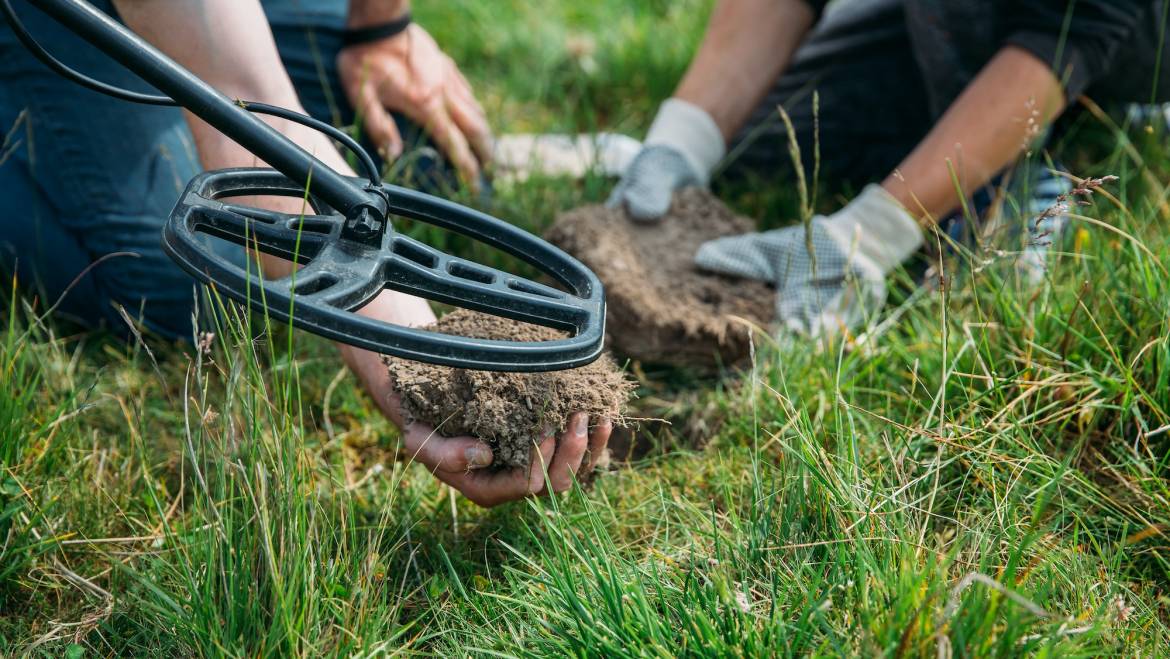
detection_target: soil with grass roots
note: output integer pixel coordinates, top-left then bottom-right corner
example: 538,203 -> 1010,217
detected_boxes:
385,309 -> 635,468
546,189 -> 774,370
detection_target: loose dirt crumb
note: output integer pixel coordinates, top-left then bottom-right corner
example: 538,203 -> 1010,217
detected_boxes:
546,189 -> 775,369
385,309 -> 636,468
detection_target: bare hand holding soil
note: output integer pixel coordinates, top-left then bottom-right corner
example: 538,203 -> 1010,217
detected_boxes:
392,406 -> 614,507
385,310 -> 635,485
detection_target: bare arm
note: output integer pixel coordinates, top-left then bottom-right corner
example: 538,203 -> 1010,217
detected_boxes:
674,0 -> 815,141
112,0 -> 353,213
112,0 -> 354,282
882,46 -> 1067,223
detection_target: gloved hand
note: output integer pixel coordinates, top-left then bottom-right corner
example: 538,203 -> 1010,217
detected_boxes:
694,185 -> 924,337
607,98 -> 726,222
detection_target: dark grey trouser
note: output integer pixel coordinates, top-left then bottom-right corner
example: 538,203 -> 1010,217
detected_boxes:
722,0 -> 1170,189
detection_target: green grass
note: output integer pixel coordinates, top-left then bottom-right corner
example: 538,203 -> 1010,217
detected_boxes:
4,0 -> 1170,655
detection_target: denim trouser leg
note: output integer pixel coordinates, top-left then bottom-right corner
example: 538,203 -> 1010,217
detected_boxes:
0,0 -> 208,339
0,146 -> 106,326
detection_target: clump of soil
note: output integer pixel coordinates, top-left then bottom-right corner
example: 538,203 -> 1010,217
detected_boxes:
385,309 -> 635,468
546,189 -> 774,369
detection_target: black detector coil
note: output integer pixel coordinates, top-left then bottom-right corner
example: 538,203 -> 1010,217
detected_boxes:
165,169 -> 604,370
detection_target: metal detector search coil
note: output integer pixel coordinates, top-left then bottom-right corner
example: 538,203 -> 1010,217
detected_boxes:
7,0 -> 606,372
165,170 -> 605,371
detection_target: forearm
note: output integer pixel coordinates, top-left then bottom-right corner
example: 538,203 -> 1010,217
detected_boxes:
347,0 -> 410,28
674,0 -> 815,141
113,0 -> 351,176
113,0 -> 354,278
339,290 -> 435,424
882,46 -> 1066,223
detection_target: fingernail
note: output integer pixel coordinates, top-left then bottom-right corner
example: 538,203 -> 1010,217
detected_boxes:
573,413 -> 589,437
465,444 -> 493,469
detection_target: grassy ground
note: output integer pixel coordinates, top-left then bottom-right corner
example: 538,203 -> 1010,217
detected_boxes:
4,1 -> 1170,655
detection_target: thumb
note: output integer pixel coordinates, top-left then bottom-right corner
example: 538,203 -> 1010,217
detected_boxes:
622,174 -> 678,222
605,178 -> 630,209
402,423 -> 495,473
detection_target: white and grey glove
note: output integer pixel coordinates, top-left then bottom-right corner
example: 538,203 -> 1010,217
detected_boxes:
694,185 -> 924,337
607,98 -> 725,222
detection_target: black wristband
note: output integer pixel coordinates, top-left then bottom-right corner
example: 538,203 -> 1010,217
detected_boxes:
341,12 -> 412,47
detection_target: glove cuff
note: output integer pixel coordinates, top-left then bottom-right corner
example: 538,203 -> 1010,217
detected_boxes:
644,98 -> 726,185
824,184 -> 924,273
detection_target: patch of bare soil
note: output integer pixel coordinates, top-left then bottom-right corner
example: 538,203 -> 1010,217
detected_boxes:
385,309 -> 635,468
546,189 -> 774,370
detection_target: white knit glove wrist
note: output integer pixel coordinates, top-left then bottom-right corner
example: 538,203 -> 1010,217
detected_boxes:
821,184 -> 924,273
642,98 -> 726,185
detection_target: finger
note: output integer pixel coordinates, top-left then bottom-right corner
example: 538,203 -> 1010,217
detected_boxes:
437,114 -> 481,186
446,84 -> 494,167
605,180 -> 629,209
585,417 -> 614,472
356,81 -> 404,161
547,413 -> 589,493
443,63 -> 484,119
451,64 -> 485,115
434,465 -> 530,508
416,98 -> 480,187
527,433 -> 558,496
401,423 -> 494,473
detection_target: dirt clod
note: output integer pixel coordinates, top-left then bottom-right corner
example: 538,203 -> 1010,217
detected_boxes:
546,189 -> 774,369
385,309 -> 635,468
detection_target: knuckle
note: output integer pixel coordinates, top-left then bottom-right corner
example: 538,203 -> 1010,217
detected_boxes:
416,87 -> 442,108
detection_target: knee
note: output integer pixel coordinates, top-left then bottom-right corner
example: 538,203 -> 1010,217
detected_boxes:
79,230 -> 207,341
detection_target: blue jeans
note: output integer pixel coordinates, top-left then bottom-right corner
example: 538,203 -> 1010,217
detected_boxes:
0,0 -> 444,340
